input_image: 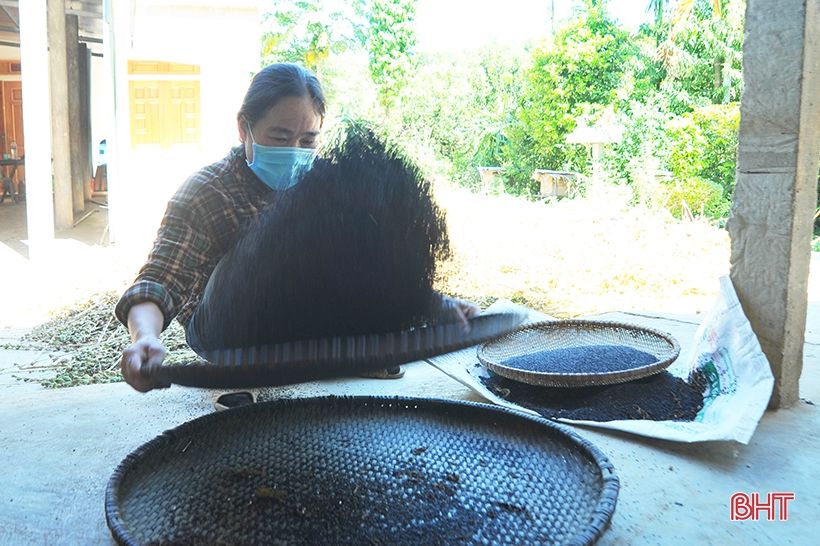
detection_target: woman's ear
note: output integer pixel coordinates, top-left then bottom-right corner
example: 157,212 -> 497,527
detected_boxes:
237,117 -> 248,143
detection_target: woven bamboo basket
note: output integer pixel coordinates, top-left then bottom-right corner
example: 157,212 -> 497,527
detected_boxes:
478,320 -> 680,388
106,396 -> 619,546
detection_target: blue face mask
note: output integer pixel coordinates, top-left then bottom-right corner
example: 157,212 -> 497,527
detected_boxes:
245,123 -> 317,190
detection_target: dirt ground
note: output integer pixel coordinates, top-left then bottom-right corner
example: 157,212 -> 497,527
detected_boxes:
435,184 -> 730,319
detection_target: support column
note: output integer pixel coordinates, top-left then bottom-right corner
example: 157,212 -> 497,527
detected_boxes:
66,13 -> 85,214
727,0 -> 820,408
48,0 -> 73,229
19,0 -> 55,259
104,0 -> 133,244
79,43 -> 93,202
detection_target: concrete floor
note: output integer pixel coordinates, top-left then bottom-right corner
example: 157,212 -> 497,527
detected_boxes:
0,203 -> 818,545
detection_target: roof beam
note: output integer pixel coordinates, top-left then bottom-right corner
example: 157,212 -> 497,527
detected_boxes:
0,1 -> 103,19
0,6 -> 18,29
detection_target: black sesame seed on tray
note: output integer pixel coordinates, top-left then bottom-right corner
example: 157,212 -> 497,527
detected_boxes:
500,344 -> 658,375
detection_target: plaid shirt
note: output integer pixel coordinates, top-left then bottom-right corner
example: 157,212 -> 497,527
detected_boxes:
115,146 -> 272,330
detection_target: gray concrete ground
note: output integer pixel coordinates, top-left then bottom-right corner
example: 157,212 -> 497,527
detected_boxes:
1,203 -> 818,545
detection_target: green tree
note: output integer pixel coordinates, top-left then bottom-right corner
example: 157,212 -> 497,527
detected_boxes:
646,0 -> 669,26
365,0 -> 417,114
664,102 -> 740,197
508,7 -> 636,194
657,0 -> 745,112
373,46 -> 524,189
261,0 -> 364,77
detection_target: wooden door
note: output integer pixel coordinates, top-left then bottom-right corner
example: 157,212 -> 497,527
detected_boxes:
129,80 -> 163,146
1,81 -> 24,155
5,81 -> 24,158
1,80 -> 24,183
166,81 -> 200,145
129,80 -> 200,148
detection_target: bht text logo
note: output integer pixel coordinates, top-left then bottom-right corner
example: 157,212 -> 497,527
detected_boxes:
730,492 -> 795,521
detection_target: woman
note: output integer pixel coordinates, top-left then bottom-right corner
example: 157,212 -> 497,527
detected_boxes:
116,63 -> 478,406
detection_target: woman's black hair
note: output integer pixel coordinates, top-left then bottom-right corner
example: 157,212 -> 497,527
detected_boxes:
237,63 -> 326,126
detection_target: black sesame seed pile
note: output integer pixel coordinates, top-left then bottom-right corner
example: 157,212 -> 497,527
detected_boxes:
479,368 -> 707,422
500,344 -> 658,374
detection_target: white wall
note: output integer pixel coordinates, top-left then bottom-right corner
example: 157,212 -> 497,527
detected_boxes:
103,3 -> 261,245
0,45 -> 21,60
130,5 -> 260,164
89,5 -> 260,165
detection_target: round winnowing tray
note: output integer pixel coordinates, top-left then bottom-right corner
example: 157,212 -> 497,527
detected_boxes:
478,320 -> 680,388
145,312 -> 526,389
106,396 -> 619,546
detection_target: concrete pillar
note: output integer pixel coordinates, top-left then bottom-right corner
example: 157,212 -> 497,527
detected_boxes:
66,14 -> 85,214
727,0 -> 820,409
79,43 -> 93,202
48,0 -> 73,229
103,0 -> 133,244
18,0 -> 55,259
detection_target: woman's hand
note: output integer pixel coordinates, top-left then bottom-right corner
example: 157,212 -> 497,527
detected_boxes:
120,335 -> 169,392
120,301 -> 170,392
440,295 -> 481,331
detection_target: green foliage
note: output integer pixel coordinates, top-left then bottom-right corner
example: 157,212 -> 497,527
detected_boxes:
602,98 -> 738,220
257,0 -> 747,225
658,0 -> 745,113
656,176 -> 730,220
665,103 -> 739,198
375,46 -> 526,191
618,26 -> 668,105
261,0 -> 364,76
365,0 -> 417,113
603,91 -> 674,186
510,8 -> 637,194
473,129 -> 510,171
646,0 -> 670,26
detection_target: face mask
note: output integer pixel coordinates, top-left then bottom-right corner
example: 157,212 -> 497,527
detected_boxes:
245,123 -> 316,190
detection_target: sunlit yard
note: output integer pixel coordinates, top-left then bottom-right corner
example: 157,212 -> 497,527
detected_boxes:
435,184 -> 730,318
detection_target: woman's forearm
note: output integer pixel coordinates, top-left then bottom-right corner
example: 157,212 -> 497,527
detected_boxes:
127,301 -> 165,342
121,301 -> 169,392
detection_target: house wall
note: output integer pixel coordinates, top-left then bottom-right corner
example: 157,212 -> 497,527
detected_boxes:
0,45 -> 20,61
130,5 -> 259,160
97,2 -> 261,245
88,5 -> 260,164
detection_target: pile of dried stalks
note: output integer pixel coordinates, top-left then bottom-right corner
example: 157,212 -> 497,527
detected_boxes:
10,292 -> 196,388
